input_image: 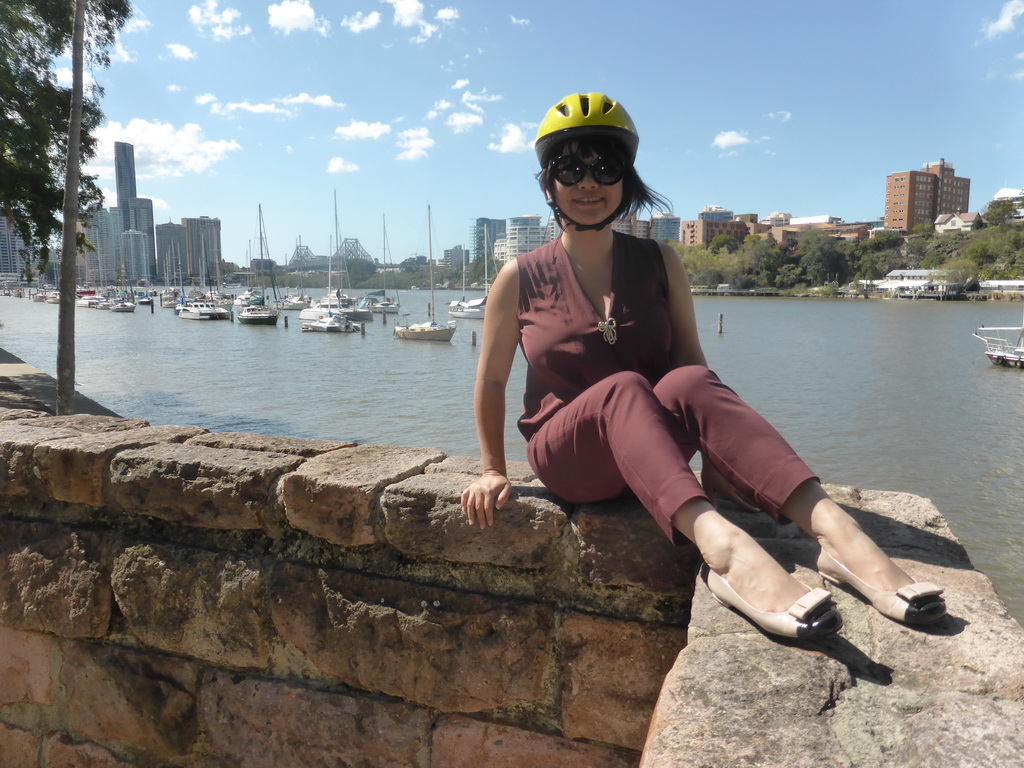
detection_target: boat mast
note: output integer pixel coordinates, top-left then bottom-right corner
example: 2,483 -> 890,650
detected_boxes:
428,204 -> 436,324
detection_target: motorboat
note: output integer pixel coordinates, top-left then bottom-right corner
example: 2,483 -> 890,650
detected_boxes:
301,313 -> 361,333
973,302 -> 1024,368
178,300 -> 230,320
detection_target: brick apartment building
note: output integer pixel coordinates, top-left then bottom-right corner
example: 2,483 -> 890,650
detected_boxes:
883,159 -> 970,231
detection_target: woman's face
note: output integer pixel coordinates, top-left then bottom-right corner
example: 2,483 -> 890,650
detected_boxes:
549,141 -> 624,228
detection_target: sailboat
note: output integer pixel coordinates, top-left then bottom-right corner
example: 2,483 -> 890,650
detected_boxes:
394,205 -> 457,342
237,205 -> 281,326
973,300 -> 1024,368
360,214 -> 400,319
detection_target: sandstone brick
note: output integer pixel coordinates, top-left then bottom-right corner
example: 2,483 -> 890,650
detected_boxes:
897,692 -> 1024,767
428,455 -> 537,481
381,472 -> 568,568
0,521 -> 112,638
577,497 -> 701,595
108,442 -> 303,529
44,733 -> 135,768
17,414 -> 150,433
640,634 -> 852,768
432,716 -> 639,768
33,424 -> 206,507
0,625 -> 57,705
0,422 -> 79,498
270,562 -> 555,712
0,723 -> 39,768
186,431 -> 354,456
201,670 -> 432,768
60,641 -> 200,757
111,543 -> 268,668
561,612 -> 687,751
279,444 -> 445,546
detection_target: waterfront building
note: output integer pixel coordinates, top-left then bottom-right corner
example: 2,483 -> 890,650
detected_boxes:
118,230 -> 149,284
470,218 -> 506,264
698,205 -> 733,222
83,208 -> 120,286
884,158 -> 971,232
680,218 -> 749,247
650,212 -> 682,241
611,213 -> 651,239
113,141 -> 157,280
182,216 -> 223,287
0,216 -> 30,281
494,215 -> 544,263
156,221 -> 187,285
444,244 -> 470,271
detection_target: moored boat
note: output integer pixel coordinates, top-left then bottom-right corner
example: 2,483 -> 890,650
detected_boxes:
394,206 -> 456,343
178,300 -> 230,320
301,313 -> 361,333
973,302 -> 1024,368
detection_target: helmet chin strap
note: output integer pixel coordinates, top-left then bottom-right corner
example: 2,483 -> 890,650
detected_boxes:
546,199 -> 620,233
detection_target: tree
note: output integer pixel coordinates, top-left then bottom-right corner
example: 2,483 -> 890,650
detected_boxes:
709,234 -> 739,254
984,198 -> 1018,228
796,230 -> 851,285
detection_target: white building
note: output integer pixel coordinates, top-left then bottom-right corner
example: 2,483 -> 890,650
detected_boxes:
650,212 -> 681,241
494,215 -> 545,263
0,216 -> 29,281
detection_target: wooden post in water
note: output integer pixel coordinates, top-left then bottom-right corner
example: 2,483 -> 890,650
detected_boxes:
283,315 -> 288,328
472,330 -> 477,347
718,313 -> 723,334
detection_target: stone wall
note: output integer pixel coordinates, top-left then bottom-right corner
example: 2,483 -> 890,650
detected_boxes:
2,407 -> 1023,767
0,410 -> 699,766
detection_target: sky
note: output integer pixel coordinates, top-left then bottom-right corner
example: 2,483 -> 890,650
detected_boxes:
64,0 -> 1024,268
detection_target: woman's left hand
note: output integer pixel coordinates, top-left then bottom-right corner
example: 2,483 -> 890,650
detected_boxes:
699,459 -> 759,513
461,471 -> 512,528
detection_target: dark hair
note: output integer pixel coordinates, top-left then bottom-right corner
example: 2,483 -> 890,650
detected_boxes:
536,135 -> 672,221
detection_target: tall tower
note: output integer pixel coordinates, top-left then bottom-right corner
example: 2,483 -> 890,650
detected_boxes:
114,141 -> 137,211
112,141 -> 156,281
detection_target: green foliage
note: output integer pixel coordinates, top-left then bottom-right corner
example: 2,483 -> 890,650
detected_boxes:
709,234 -> 739,254
984,198 -> 1018,227
796,230 -> 851,285
0,0 -> 130,275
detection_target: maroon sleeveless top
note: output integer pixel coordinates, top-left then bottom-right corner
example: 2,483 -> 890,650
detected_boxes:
516,232 -> 673,441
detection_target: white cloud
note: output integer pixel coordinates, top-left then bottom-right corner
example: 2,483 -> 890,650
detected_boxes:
123,17 -> 152,34
461,88 -> 502,113
189,0 -> 252,39
488,124 -> 530,154
425,99 -> 453,119
268,0 -> 331,36
167,84 -> 183,92
446,112 -> 483,133
222,100 -> 291,116
281,93 -> 345,108
985,0 -> 1024,38
110,42 -> 135,63
395,127 -> 433,160
341,11 -> 381,33
451,79 -> 469,89
383,0 -> 441,42
88,118 -> 242,179
327,157 -> 360,173
436,8 -> 459,22
767,110 -> 792,123
55,67 -> 97,90
167,43 -> 197,60
510,15 -> 530,25
195,93 -> 218,105
711,130 -> 750,151
335,120 -> 391,139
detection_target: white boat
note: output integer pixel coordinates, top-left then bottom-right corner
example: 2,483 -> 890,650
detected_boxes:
178,300 -> 230,320
233,288 -> 263,308
973,302 -> 1024,368
237,206 -> 281,327
361,294 -> 399,314
448,222 -> 492,320
301,314 -> 362,333
110,300 -> 136,313
394,206 -> 456,342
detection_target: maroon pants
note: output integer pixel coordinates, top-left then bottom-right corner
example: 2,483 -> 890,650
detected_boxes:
526,366 -> 817,542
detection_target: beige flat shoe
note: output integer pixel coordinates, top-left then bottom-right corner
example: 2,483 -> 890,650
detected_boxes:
817,550 -> 946,625
706,568 -> 842,640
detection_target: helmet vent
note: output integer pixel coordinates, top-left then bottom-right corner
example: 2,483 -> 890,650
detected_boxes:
601,100 -> 613,114
580,96 -> 590,115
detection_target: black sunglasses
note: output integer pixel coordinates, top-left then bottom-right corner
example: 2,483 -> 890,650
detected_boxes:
550,154 -> 624,186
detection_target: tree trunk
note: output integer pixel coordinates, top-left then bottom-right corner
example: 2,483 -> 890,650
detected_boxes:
56,0 -> 87,415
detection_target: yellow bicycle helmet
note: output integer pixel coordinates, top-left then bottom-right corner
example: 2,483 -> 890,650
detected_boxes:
534,92 -> 639,166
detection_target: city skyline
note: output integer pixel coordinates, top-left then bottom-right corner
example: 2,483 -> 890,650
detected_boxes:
60,1 -> 1024,268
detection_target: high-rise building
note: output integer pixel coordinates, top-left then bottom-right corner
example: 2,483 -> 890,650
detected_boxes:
697,206 -> 733,222
113,141 -> 156,280
471,218 -> 506,263
118,230 -> 149,283
0,216 -> 29,280
156,221 -> 187,285
494,216 -> 544,262
114,141 -> 137,210
182,216 -> 222,287
884,159 -> 970,232
83,208 -> 120,285
650,212 -> 682,241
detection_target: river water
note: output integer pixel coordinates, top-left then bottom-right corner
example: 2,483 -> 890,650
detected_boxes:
2,291 -> 1022,624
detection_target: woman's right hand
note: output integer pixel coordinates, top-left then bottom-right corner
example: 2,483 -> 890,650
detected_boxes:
461,471 -> 512,528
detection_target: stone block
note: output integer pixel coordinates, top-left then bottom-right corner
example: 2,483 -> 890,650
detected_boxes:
34,425 -> 206,507
200,670 -> 432,768
897,692 -> 1024,767
432,715 -> 638,768
44,734 -> 136,767
0,422 -> 79,498
577,497 -> 701,595
0,724 -> 39,768
109,442 -> 303,529
111,542 -> 268,668
641,634 -> 853,768
0,625 -> 57,705
429,455 -> 538,481
60,641 -> 200,757
382,472 -> 569,567
270,562 -> 555,712
0,521 -> 112,638
279,444 -> 445,546
561,612 -> 687,751
185,431 -> 354,456
18,414 -> 150,433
